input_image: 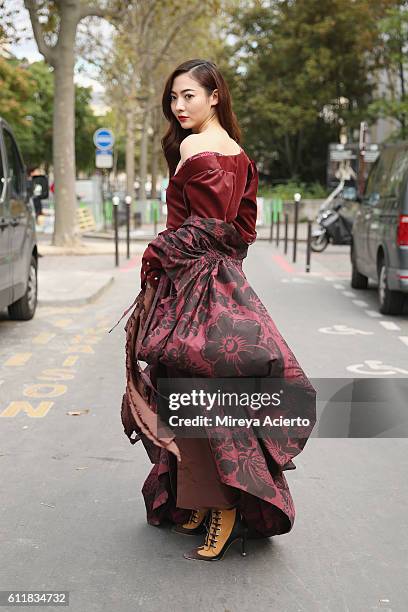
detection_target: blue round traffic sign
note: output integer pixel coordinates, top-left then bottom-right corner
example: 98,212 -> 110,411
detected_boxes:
93,128 -> 115,150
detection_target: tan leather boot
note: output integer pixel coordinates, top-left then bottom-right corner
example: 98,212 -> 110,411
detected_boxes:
172,509 -> 209,535
183,507 -> 248,561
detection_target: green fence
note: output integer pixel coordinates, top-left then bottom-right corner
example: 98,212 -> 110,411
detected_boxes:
263,198 -> 283,224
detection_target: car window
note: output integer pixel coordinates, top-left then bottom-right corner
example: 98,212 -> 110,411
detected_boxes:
3,129 -> 24,196
388,148 -> 408,199
363,155 -> 383,206
364,157 -> 380,196
376,148 -> 397,197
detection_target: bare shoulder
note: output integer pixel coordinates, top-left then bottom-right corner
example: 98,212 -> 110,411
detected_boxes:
179,134 -> 208,163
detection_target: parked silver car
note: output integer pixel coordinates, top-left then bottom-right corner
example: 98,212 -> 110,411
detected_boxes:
0,118 -> 42,320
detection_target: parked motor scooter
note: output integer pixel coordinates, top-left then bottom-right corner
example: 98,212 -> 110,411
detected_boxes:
311,186 -> 356,252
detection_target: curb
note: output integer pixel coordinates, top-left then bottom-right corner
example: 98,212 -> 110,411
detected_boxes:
38,275 -> 115,307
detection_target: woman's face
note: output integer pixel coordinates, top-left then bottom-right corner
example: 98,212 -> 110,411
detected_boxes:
170,72 -> 218,133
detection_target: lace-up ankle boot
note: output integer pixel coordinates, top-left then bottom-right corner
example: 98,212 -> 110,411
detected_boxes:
183,507 -> 248,561
172,508 -> 209,535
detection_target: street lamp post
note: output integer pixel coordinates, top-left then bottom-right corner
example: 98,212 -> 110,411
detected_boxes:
125,195 -> 132,259
112,195 -> 120,267
292,192 -> 301,263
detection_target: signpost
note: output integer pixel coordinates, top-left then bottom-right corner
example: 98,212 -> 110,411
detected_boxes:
94,128 -> 114,230
94,128 -> 114,169
95,150 -> 113,169
93,128 -> 115,151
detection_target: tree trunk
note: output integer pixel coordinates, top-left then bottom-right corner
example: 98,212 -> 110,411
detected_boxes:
284,132 -> 294,176
150,109 -> 160,199
125,106 -> 135,200
52,14 -> 80,247
139,107 -> 149,204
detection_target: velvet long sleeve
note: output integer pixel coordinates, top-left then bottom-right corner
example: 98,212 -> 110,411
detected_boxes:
182,168 -> 236,220
140,155 -> 258,290
141,168 -> 237,290
232,159 -> 258,244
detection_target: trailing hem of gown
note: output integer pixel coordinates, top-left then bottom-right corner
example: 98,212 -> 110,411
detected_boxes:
114,216 -> 317,538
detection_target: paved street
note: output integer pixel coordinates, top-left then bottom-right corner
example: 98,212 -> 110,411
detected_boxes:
1,241 -> 407,612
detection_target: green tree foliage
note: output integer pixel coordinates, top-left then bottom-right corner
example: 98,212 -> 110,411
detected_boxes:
0,57 -> 100,172
222,0 -> 397,184
0,57 -> 34,135
367,2 -> 408,139
74,85 -> 101,174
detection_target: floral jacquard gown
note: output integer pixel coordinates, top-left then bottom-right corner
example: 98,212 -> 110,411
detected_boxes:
118,147 -> 317,539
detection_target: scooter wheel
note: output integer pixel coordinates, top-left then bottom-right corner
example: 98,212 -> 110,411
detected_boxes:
311,233 -> 329,252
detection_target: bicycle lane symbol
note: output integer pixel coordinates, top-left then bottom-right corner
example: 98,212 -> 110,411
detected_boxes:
347,360 -> 408,376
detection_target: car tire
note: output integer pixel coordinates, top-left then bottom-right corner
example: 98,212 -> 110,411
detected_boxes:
8,255 -> 38,321
351,258 -> 368,289
378,259 -> 405,315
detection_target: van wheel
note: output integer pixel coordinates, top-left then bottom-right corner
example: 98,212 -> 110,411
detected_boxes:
378,260 -> 404,315
8,256 -> 38,320
351,259 -> 368,289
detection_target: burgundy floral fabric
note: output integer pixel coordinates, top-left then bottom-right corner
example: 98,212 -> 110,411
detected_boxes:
119,215 -> 316,538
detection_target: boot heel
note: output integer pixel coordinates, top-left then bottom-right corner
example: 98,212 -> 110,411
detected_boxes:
241,528 -> 248,557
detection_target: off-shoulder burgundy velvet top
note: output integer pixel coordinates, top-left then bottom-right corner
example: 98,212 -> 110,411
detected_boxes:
140,148 -> 258,289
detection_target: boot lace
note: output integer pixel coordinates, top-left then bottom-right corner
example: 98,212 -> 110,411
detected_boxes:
189,509 -> 202,525
203,509 -> 222,550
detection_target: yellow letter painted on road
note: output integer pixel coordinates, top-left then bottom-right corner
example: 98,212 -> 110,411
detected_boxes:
1,401 -> 54,417
37,369 -> 76,381
23,384 -> 67,398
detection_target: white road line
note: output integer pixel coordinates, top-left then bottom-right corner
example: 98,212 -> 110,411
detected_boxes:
366,310 -> 383,318
352,299 -> 369,307
342,291 -> 356,298
324,277 -> 334,281
398,336 -> 408,347
333,284 -> 345,289
380,321 -> 401,331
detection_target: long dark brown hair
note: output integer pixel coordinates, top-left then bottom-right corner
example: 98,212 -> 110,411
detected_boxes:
161,59 -> 242,177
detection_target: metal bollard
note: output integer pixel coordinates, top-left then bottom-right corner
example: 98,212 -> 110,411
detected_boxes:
112,195 -> 120,267
125,195 -> 131,259
292,192 -> 301,263
284,213 -> 289,254
269,207 -> 274,243
276,212 -> 280,247
306,220 -> 312,272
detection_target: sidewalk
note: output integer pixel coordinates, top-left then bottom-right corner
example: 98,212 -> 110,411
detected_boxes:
35,221 -> 316,307
37,233 -> 149,306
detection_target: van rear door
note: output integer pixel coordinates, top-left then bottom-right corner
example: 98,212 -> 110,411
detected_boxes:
366,147 -> 397,277
354,157 -> 380,274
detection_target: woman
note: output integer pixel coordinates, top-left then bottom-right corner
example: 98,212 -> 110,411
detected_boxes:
116,59 -> 316,562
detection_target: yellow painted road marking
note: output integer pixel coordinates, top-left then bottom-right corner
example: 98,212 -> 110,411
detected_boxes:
52,319 -> 73,328
33,332 -> 56,344
1,401 -> 54,417
64,345 -> 94,354
37,369 -> 76,381
4,353 -> 32,366
23,384 -> 67,398
36,307 -> 83,317
85,327 -> 106,335
63,356 -> 79,367
72,334 -> 101,344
